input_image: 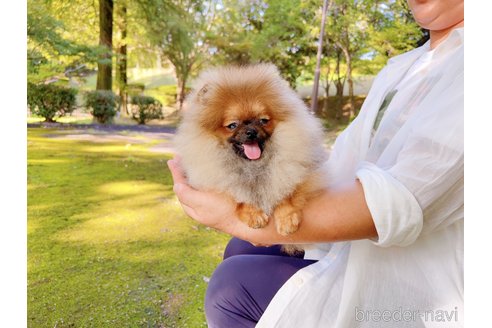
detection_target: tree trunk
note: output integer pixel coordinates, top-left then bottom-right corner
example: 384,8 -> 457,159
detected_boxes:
323,83 -> 330,116
334,49 -> 344,120
116,3 -> 128,115
310,0 -> 330,115
177,76 -> 187,111
322,60 -> 331,116
175,62 -> 192,111
341,46 -> 355,119
96,0 -> 113,91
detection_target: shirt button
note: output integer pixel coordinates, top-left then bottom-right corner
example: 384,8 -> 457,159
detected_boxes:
294,276 -> 304,286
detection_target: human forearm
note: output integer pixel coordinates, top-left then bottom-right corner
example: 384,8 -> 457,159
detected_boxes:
228,180 -> 378,245
168,158 -> 377,245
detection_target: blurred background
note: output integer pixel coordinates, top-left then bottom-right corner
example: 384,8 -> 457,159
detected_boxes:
27,0 -> 427,126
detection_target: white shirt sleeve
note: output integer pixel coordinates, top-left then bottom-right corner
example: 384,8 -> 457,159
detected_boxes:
356,161 -> 423,247
356,71 -> 463,247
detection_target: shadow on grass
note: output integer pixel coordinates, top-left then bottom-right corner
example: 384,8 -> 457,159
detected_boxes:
28,128 -> 228,328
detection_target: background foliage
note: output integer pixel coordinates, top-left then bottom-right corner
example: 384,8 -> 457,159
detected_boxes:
27,83 -> 78,122
27,0 -> 425,121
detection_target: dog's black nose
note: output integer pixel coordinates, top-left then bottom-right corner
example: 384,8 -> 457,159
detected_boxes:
246,128 -> 258,140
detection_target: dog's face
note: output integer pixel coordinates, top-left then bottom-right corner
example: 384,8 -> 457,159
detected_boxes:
196,88 -> 278,160
188,65 -> 295,161
195,85 -> 289,161
222,102 -> 274,160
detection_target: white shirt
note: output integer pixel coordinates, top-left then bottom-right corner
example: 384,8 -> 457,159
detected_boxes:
371,48 -> 434,137
256,28 -> 464,328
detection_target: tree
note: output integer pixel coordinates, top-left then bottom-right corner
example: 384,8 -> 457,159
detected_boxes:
249,0 -> 317,88
208,0 -> 317,89
310,0 -> 330,114
205,0 -> 258,65
27,0 -> 98,84
96,0 -> 114,91
325,0 -> 368,119
136,0 -> 215,110
115,0 -> 128,115
364,0 -> 423,69
319,0 -> 425,120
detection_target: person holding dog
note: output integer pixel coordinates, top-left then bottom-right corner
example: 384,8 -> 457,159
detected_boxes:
168,0 -> 464,326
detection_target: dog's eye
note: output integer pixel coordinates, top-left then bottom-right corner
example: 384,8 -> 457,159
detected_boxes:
260,118 -> 270,125
226,122 -> 238,130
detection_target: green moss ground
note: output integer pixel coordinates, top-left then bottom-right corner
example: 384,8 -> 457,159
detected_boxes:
27,128 -> 229,327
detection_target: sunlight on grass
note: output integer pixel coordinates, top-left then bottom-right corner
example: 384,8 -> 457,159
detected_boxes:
27,116 -> 94,124
80,142 -> 161,155
56,180 -> 185,244
55,204 -> 184,244
28,159 -> 70,164
27,117 -> 44,123
98,181 -> 165,196
28,127 -> 229,327
27,218 -> 41,236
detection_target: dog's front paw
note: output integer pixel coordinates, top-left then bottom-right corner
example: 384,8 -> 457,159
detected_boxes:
273,204 -> 301,236
281,244 -> 304,256
236,203 -> 269,229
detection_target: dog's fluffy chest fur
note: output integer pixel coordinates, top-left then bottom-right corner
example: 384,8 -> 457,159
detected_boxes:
215,144 -> 307,215
175,118 -> 326,215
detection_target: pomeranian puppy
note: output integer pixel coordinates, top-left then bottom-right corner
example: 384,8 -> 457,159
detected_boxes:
174,64 -> 329,251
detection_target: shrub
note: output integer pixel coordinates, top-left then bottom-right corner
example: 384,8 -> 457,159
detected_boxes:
130,95 -> 164,125
85,90 -> 120,124
27,83 -> 78,122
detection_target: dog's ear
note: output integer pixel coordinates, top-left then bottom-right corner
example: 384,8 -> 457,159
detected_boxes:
196,84 -> 210,104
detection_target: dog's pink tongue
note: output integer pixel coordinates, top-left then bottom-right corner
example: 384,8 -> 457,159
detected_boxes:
243,143 -> 261,160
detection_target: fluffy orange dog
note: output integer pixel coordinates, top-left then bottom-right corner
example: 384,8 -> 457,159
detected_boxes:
174,64 -> 328,249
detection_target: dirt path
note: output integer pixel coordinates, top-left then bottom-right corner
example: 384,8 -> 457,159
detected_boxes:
28,122 -> 340,155
29,122 -> 177,154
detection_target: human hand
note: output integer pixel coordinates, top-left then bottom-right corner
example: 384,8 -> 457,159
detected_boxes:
167,157 -> 240,235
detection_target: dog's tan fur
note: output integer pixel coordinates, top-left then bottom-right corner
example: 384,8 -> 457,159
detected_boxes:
174,64 -> 329,251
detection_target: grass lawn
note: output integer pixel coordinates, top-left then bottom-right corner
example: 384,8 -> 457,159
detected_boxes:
27,116 -> 95,125
27,128 -> 229,327
27,113 -> 180,128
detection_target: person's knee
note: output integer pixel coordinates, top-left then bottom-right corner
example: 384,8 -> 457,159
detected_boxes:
205,256 -> 255,327
205,256 -> 238,310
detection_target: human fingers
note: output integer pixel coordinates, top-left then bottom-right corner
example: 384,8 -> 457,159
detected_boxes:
168,159 -> 226,211
168,158 -> 227,222
167,158 -> 187,185
167,159 -> 202,213
172,182 -> 205,210
180,202 -> 198,219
